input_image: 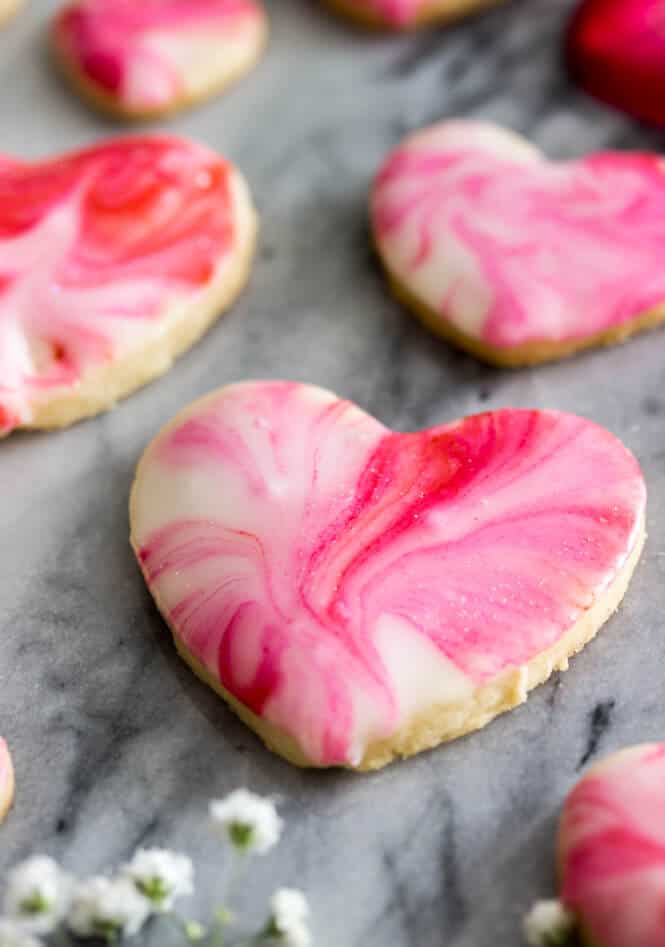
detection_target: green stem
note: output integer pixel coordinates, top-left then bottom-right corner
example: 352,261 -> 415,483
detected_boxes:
205,851 -> 249,947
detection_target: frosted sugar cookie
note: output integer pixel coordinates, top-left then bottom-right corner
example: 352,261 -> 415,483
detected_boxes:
324,0 -> 502,29
130,382 -> 646,770
372,120 -> 665,365
558,744 -> 665,947
52,0 -> 267,120
0,739 -> 14,823
0,136 -> 257,436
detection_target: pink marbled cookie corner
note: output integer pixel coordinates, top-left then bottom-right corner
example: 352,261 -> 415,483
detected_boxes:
559,743 -> 665,947
372,120 -> 665,364
0,739 -> 15,823
52,0 -> 267,118
0,135 -> 256,436
130,381 -> 646,769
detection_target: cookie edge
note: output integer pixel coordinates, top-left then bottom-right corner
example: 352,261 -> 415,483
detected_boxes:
323,0 -> 506,30
379,257 -> 665,368
0,739 -> 15,825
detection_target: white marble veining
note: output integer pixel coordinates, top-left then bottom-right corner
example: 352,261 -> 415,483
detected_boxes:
1,1 -> 665,945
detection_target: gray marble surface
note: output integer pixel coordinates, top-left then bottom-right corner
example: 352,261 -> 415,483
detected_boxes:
1,1 -> 665,944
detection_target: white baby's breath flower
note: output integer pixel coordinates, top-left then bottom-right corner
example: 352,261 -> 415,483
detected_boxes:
268,888 -> 311,947
122,848 -> 193,912
3,856 -> 73,935
209,789 -> 283,855
523,899 -> 576,946
67,877 -> 150,940
0,919 -> 44,947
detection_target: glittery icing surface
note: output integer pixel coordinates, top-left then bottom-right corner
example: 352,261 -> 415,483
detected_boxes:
560,744 -> 665,947
0,136 -> 239,435
372,120 -> 665,350
131,381 -> 645,767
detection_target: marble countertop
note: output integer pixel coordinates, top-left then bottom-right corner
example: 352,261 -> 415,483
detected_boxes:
2,1 -> 665,944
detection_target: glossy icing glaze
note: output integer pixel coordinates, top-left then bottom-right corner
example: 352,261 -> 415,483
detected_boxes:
130,381 -> 645,767
0,738 -> 14,821
560,743 -> 665,947
0,136 -> 246,436
53,0 -> 266,114
568,0 -> 665,126
372,120 -> 665,350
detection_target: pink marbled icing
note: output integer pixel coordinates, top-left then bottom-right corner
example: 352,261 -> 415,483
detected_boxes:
372,120 -> 665,349
53,0 -> 265,112
560,743 -> 665,947
0,136 -> 241,436
0,739 -> 14,820
130,381 -> 645,767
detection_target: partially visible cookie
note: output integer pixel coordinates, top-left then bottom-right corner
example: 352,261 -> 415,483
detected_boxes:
372,119 -> 665,366
323,0 -> 503,29
0,739 -> 14,824
558,744 -> 665,947
567,0 -> 665,126
52,0 -> 267,120
0,136 -> 257,436
0,0 -> 24,27
131,381 -> 646,771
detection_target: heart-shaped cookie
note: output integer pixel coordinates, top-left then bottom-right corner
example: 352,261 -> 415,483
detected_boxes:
567,0 -> 665,126
130,381 -> 646,770
52,0 -> 267,119
0,0 -> 24,27
0,739 -> 14,824
324,0 -> 502,29
0,136 -> 256,437
372,120 -> 665,365
559,744 -> 665,947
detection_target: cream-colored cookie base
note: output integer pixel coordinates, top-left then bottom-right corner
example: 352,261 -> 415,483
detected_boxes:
131,509 -> 645,771
0,749 -> 15,825
383,266 -> 665,368
14,173 -> 257,434
51,16 -> 268,121
0,0 -> 23,27
324,0 -> 504,29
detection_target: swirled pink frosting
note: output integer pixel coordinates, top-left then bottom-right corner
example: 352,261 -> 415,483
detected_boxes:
130,381 -> 645,767
372,120 -> 665,349
560,743 -> 665,947
53,0 -> 265,112
0,136 -> 242,436
0,738 -> 14,820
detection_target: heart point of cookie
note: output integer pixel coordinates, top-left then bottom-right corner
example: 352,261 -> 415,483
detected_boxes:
130,381 -> 646,770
